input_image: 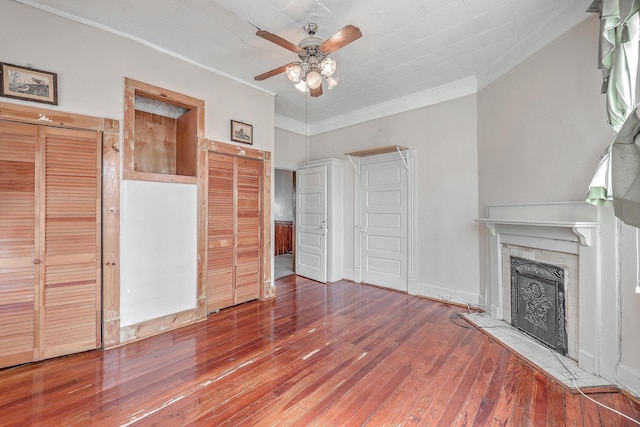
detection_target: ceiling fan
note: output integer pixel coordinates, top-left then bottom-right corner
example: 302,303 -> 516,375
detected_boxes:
254,22 -> 362,97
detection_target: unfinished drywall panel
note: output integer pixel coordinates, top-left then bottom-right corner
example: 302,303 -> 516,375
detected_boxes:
120,180 -> 197,327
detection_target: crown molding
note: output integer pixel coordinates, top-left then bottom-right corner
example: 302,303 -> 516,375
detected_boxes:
274,114 -> 308,135
310,77 -> 478,135
276,76 -> 478,136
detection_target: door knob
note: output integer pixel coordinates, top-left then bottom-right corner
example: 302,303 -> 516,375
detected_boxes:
33,259 -> 41,264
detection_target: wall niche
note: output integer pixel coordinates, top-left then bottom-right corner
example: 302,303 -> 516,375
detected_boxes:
124,78 -> 204,183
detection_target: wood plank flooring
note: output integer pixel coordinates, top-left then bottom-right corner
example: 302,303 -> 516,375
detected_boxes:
0,276 -> 638,426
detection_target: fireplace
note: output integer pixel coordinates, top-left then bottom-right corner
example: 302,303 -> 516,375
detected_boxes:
510,256 -> 567,355
478,201 -> 618,378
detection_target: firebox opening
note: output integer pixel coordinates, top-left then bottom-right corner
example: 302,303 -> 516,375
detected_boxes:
510,256 -> 568,356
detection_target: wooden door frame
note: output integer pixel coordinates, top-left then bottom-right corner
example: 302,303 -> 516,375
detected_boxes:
196,139 -> 273,321
0,101 -> 121,348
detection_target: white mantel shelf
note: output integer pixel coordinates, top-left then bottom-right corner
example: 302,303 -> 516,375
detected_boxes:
476,218 -> 599,246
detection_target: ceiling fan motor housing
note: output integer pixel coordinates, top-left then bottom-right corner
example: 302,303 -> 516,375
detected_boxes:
304,22 -> 319,36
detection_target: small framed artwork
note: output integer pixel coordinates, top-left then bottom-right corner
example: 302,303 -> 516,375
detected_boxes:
231,120 -> 253,145
0,62 -> 58,105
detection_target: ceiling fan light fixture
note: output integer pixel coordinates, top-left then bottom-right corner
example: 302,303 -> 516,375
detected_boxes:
295,79 -> 308,92
320,57 -> 336,77
286,64 -> 302,82
327,76 -> 339,90
306,70 -> 322,89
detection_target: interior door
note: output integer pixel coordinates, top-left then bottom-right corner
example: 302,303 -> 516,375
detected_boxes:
207,153 -> 261,312
41,126 -> 102,358
235,157 -> 261,304
0,122 -> 101,367
296,166 -> 327,283
207,152 -> 235,312
360,159 -> 408,291
0,121 -> 38,367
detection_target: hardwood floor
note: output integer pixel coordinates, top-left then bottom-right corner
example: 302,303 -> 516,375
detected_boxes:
0,276 -> 639,426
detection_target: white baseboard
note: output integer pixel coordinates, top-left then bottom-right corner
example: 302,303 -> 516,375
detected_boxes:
412,282 -> 484,309
342,268 -> 354,281
617,363 -> 640,398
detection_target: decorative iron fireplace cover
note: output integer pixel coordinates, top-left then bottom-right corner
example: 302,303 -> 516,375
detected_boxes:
510,256 -> 567,355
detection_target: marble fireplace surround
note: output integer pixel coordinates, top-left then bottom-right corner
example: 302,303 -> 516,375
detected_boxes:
477,202 -> 619,383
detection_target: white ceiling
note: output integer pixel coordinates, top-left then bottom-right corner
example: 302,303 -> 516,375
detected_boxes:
17,0 -> 590,129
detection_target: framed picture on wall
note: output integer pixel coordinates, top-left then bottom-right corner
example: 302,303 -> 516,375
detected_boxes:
0,62 -> 58,105
230,120 -> 253,145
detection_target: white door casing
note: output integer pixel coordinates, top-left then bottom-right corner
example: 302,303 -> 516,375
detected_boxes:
360,158 -> 408,291
296,166 -> 327,282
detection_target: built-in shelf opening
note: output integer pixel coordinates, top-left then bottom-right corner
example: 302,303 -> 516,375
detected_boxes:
124,78 -> 204,184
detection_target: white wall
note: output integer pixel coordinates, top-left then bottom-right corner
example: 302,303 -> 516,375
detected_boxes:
2,1 -> 275,327
274,128 -> 308,167
308,95 -> 481,305
477,16 -> 640,396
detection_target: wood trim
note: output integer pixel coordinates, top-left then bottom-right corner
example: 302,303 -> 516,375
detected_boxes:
344,145 -> 408,157
123,78 -> 204,183
195,138 -> 208,321
0,102 -> 119,133
119,309 -> 197,344
123,170 -> 198,184
0,100 -> 121,350
124,78 -> 206,116
123,81 -> 135,176
204,139 -> 270,160
102,132 -> 121,347
262,158 -> 274,299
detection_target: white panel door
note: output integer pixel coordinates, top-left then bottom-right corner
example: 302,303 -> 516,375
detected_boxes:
361,160 -> 407,291
296,166 -> 327,282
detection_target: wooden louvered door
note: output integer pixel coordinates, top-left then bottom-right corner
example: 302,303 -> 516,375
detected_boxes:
207,153 -> 235,311
0,122 -> 101,368
0,122 -> 38,367
206,153 -> 261,313
41,127 -> 101,359
235,157 -> 261,304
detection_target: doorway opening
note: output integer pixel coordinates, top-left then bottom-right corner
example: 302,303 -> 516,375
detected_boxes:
274,169 -> 295,279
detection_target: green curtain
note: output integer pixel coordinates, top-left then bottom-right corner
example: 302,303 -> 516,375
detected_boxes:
586,0 -> 640,213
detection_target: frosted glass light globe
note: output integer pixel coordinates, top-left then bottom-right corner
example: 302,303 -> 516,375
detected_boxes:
305,71 -> 322,89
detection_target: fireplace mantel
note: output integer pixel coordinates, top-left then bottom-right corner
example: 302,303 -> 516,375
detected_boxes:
476,218 -> 599,246
479,201 -> 618,380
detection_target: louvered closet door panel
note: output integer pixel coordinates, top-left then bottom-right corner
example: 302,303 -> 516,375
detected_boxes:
207,153 -> 235,312
0,121 -> 37,368
41,127 -> 101,359
235,158 -> 260,304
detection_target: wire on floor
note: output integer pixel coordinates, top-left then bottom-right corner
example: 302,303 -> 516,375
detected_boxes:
450,311 -> 640,424
551,349 -> 640,425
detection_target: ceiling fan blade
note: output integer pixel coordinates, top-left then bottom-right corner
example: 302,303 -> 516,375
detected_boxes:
310,84 -> 323,97
254,62 -> 297,81
256,30 -> 304,53
320,25 -> 362,54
